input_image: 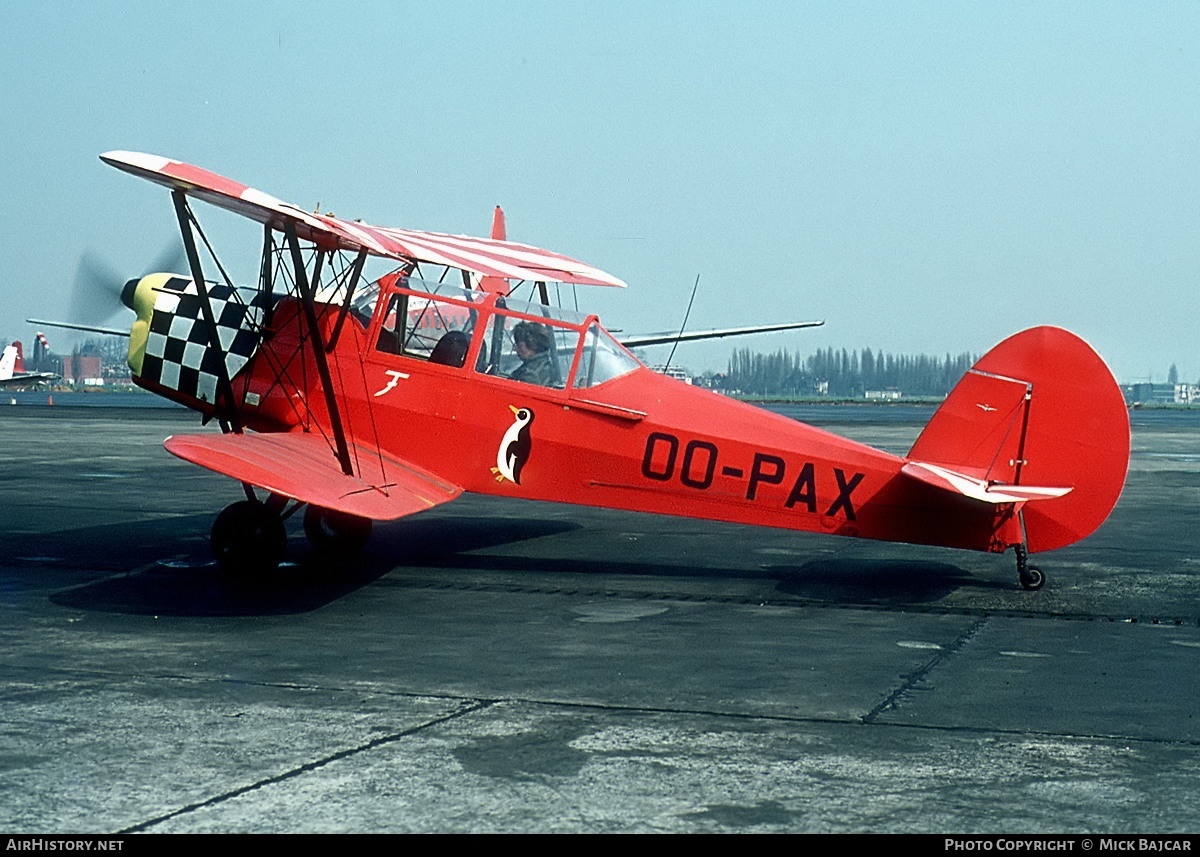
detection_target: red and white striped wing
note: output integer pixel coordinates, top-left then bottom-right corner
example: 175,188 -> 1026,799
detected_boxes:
100,151 -> 626,287
375,226 -> 625,287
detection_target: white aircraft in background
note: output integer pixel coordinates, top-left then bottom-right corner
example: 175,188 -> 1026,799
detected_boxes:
0,335 -> 59,387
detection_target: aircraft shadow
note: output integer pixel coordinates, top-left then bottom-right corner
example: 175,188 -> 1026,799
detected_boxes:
768,558 -> 993,604
373,516 -> 996,606
368,515 -> 583,562
49,558 -> 396,618
38,513 -> 996,615
45,516 -> 582,617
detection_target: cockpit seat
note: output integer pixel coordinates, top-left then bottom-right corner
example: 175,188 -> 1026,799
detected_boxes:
428,330 -> 469,368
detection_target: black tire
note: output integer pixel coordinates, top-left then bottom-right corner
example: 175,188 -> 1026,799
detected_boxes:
303,506 -> 372,555
211,500 -> 287,576
1020,566 -> 1046,591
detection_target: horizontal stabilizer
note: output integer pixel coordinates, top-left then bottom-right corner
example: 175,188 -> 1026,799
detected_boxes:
165,431 -> 463,521
901,461 -> 1072,505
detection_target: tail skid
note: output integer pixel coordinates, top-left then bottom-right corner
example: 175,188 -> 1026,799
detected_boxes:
904,326 -> 1130,588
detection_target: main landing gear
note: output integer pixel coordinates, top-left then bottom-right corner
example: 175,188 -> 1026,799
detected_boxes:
210,499 -> 287,576
209,496 -> 372,576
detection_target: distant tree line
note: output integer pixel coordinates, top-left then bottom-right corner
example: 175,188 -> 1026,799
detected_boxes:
714,347 -> 979,398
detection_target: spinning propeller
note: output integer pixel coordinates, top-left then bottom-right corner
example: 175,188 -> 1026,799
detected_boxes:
30,244 -> 188,337
72,244 -> 186,321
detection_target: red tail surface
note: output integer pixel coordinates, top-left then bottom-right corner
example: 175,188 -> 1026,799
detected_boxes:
907,326 -> 1129,552
490,205 -> 506,240
12,341 -> 25,374
477,206 -> 510,294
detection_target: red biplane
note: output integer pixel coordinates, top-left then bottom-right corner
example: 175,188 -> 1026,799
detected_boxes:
63,151 -> 1130,589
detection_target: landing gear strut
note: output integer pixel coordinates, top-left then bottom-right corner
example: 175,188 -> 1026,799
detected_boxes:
1014,543 -> 1045,591
210,499 -> 287,576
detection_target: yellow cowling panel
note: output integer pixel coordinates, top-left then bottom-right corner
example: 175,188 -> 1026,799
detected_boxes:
126,273 -> 176,377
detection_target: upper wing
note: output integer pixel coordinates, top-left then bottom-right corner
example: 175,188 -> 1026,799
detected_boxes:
165,431 -> 463,521
618,320 -> 824,348
99,151 -> 627,288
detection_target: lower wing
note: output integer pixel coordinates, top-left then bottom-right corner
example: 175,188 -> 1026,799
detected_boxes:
165,431 -> 463,520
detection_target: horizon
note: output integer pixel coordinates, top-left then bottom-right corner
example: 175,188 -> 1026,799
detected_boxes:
6,329 -> 1189,389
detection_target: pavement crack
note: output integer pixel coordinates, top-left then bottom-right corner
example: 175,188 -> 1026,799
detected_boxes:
116,699 -> 497,833
861,617 -> 988,724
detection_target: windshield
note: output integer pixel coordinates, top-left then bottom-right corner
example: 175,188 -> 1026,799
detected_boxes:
575,322 -> 641,388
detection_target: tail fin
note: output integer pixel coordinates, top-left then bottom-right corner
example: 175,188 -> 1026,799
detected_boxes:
490,205 -> 506,241
11,341 -> 25,374
907,326 -> 1129,553
0,345 -> 15,380
477,205 -> 510,294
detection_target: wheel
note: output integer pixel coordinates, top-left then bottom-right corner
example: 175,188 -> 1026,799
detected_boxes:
1020,565 -> 1046,591
210,500 -> 287,576
303,506 -> 372,555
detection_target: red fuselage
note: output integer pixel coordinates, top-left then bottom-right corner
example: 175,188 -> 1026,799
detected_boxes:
227,281 -> 1011,555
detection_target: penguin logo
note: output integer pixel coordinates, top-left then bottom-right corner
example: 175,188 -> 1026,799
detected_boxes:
492,405 -> 534,484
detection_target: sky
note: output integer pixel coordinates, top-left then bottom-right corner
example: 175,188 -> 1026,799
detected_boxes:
1,0 -> 1198,383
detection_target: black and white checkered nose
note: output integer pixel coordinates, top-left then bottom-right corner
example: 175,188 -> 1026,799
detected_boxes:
128,276 -> 267,406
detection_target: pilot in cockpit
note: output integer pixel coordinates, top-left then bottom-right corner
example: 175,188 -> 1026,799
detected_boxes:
509,322 -> 554,386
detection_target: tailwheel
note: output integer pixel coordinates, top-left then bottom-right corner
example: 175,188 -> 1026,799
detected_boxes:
211,499 -> 287,576
1014,543 -> 1046,591
303,506 -> 372,555
1020,566 -> 1046,591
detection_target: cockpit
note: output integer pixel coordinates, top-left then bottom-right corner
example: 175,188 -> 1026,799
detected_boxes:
351,274 -> 642,390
